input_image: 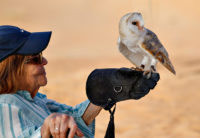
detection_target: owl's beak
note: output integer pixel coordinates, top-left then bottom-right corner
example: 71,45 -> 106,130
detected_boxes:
138,26 -> 144,31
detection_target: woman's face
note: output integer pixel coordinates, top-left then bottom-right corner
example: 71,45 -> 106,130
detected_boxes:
20,54 -> 48,97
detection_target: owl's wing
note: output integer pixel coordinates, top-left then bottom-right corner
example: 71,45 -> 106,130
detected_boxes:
142,29 -> 176,74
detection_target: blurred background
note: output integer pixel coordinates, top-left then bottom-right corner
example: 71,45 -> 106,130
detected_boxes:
1,0 -> 200,137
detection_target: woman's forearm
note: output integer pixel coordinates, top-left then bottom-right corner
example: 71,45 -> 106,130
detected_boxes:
82,103 -> 102,125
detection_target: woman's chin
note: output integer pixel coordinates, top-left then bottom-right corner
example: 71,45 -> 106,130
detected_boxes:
39,75 -> 48,86
41,81 -> 47,86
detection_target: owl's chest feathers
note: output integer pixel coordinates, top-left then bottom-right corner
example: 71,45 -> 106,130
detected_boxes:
121,36 -> 144,53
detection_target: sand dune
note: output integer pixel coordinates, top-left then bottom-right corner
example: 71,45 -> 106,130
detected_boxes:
1,0 -> 200,137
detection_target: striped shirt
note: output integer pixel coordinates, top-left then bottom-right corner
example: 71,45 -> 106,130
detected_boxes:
0,90 -> 95,138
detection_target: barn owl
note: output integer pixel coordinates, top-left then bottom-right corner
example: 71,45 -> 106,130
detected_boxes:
118,12 -> 176,77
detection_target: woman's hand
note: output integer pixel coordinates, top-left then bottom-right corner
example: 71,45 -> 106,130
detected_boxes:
41,113 -> 84,138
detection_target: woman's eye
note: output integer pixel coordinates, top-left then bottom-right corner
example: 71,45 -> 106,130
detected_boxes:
132,22 -> 137,25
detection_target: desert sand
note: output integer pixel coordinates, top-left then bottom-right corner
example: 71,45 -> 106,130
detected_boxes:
1,0 -> 200,137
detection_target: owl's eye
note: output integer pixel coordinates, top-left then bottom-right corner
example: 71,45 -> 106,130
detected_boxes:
132,22 -> 137,25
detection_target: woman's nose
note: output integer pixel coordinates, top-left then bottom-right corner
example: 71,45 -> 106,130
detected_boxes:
42,57 -> 48,65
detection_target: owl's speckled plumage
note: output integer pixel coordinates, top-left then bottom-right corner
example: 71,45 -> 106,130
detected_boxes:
118,12 -> 176,75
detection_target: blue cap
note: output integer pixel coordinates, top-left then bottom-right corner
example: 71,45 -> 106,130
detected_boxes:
0,25 -> 52,62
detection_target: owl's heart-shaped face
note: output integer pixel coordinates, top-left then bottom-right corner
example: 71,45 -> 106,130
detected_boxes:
127,12 -> 145,35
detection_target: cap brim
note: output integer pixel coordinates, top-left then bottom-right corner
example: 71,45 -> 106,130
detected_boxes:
16,31 -> 52,55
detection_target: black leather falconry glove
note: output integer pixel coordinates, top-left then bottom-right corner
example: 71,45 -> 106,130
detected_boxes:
86,67 -> 160,138
86,67 -> 160,110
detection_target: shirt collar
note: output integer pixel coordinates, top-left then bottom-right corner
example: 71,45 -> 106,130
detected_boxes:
16,90 -> 34,102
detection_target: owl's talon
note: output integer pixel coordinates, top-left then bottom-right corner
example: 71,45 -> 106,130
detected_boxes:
151,65 -> 156,72
143,71 -> 151,79
141,64 -> 145,69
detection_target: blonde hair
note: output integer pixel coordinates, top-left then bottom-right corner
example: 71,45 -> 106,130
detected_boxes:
0,55 -> 26,94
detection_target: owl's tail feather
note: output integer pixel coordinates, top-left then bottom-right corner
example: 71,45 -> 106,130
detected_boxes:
157,53 -> 176,75
163,60 -> 176,75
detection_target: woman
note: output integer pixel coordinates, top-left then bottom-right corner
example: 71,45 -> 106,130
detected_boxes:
0,25 -> 102,138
